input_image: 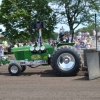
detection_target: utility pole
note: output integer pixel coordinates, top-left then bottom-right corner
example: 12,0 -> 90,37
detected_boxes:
95,13 -> 97,50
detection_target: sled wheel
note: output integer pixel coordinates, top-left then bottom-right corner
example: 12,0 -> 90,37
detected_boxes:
21,65 -> 26,72
51,46 -> 82,76
8,63 -> 21,76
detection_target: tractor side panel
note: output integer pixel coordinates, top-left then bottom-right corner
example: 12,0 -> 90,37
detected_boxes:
12,44 -> 54,61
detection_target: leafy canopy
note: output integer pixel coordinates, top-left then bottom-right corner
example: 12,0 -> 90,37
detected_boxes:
0,0 -> 57,42
49,0 -> 100,33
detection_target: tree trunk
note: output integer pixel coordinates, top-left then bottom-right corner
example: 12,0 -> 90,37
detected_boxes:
69,26 -> 74,42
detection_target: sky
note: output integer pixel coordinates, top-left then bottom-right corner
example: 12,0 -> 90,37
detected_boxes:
54,23 -> 84,33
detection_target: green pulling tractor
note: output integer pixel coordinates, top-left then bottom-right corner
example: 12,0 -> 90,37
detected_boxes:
0,21 -> 82,76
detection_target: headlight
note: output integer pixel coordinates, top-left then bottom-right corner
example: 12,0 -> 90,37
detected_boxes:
30,47 -> 34,51
35,46 -> 40,51
40,46 -> 45,51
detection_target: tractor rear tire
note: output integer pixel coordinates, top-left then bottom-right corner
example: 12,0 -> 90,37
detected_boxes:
51,46 -> 82,76
8,63 -> 21,76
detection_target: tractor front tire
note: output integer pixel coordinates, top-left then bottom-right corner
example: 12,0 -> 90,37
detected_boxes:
8,63 -> 21,76
21,65 -> 26,72
51,46 -> 82,76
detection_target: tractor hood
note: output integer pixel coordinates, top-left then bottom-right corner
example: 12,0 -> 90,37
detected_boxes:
11,43 -> 54,61
12,46 -> 30,52
12,43 -> 53,52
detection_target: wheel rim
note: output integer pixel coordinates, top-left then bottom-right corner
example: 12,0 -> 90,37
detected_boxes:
11,65 -> 18,74
57,53 -> 75,71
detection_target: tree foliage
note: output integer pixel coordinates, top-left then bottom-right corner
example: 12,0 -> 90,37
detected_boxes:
50,32 -> 58,40
0,0 -> 57,42
49,0 -> 100,33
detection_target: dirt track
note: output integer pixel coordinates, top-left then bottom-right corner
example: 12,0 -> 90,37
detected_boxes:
0,65 -> 100,100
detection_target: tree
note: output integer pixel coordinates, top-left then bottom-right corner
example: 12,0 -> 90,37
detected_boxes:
49,0 -> 100,34
0,0 -> 57,42
75,24 -> 100,36
51,32 -> 58,40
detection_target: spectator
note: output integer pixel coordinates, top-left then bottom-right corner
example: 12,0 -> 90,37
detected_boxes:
28,42 -> 33,46
86,36 -> 92,47
76,33 -> 81,40
75,41 -> 81,50
81,37 -> 87,47
86,32 -> 90,37
62,34 -> 69,42
17,43 -> 19,47
68,34 -> 72,42
14,44 -> 18,48
23,42 -> 27,46
86,43 -> 91,49
12,42 -> 18,48
59,26 -> 65,41
2,39 -> 8,47
7,43 -> 14,53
